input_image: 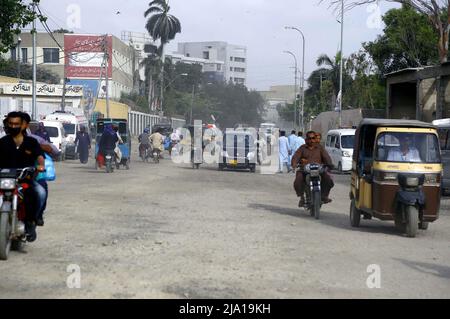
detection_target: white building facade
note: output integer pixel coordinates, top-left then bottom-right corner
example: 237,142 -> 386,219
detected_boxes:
176,42 -> 247,86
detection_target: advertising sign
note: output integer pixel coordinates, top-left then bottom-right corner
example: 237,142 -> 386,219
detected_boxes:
64,34 -> 112,79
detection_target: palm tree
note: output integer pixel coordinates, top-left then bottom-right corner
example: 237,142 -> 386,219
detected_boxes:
144,0 -> 181,114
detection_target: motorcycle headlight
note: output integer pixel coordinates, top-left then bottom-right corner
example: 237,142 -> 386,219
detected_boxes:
222,151 -> 229,158
0,178 -> 16,190
304,164 -> 311,173
310,170 -> 320,177
247,152 -> 255,160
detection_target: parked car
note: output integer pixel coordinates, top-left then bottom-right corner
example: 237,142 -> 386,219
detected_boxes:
41,120 -> 68,161
325,129 -> 356,173
44,111 -> 89,159
433,118 -> 450,195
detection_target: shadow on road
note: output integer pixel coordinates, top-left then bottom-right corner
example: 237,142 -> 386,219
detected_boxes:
248,203 -> 402,236
393,258 -> 450,279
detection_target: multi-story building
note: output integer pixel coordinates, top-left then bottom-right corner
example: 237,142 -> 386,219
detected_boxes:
166,53 -> 225,83
176,41 -> 247,85
3,32 -> 139,104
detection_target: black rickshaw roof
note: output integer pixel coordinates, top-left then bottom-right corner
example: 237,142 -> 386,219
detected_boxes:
358,118 -> 436,129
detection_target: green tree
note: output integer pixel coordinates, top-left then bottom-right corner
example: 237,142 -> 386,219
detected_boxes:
144,0 -> 182,112
321,0 -> 450,63
364,5 -> 439,74
53,28 -> 73,33
0,0 -> 45,53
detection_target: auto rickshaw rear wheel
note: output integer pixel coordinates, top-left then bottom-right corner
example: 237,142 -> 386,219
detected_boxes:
350,199 -> 361,227
405,206 -> 418,238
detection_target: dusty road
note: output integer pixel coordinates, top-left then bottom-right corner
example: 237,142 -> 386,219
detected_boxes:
1,148 -> 449,299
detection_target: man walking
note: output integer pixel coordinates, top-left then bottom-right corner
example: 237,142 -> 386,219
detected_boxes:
278,130 -> 292,173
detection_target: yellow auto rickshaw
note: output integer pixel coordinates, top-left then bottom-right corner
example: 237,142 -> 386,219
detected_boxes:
350,119 -> 442,237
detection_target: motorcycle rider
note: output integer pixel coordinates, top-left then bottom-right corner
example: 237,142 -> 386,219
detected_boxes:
138,128 -> 151,159
0,111 -> 46,242
97,123 -> 118,168
291,131 -> 334,207
21,112 -> 59,227
149,128 -> 164,158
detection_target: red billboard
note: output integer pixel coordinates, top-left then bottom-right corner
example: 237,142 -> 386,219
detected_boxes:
64,34 -> 112,79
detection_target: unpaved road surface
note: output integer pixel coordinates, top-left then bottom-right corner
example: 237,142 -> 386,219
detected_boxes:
1,148 -> 450,298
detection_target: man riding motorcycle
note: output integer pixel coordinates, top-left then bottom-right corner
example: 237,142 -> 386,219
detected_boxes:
0,112 -> 46,242
138,128 -> 151,159
149,128 -> 164,159
291,131 -> 334,207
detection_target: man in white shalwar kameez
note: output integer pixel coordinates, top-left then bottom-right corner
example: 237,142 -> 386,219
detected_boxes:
278,131 -> 292,173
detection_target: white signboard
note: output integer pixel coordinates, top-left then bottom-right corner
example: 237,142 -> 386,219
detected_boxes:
68,52 -> 104,67
1,83 -> 83,97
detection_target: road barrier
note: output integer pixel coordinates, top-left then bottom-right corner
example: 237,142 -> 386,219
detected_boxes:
128,110 -> 185,136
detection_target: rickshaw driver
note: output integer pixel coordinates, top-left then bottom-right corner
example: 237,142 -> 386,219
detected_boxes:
292,131 -> 334,207
387,134 -> 421,162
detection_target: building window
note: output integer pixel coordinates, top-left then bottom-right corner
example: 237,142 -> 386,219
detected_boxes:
43,48 -> 59,63
21,48 -> 27,63
234,67 -> 245,73
217,64 -> 221,71
203,51 -> 209,59
186,53 -> 190,57
230,77 -> 233,82
10,47 -> 17,61
230,56 -> 233,61
234,57 -> 246,63
234,77 -> 245,84
230,67 -> 233,71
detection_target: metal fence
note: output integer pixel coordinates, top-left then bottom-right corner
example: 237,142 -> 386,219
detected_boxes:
128,110 -> 185,136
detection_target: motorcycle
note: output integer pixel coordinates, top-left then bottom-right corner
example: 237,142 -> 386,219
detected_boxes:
0,167 -> 35,260
298,163 -> 327,220
104,150 -> 116,173
139,143 -> 151,162
153,149 -> 161,164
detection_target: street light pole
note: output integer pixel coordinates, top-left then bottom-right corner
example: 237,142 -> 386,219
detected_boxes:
31,3 -> 37,120
283,50 -> 298,130
285,26 -> 305,132
338,0 -> 344,128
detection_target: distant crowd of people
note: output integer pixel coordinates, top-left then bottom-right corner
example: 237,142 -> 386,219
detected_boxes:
277,130 -> 306,173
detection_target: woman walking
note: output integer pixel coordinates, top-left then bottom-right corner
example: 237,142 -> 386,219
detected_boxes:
75,125 -> 91,164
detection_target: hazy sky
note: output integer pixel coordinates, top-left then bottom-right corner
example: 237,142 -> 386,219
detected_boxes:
37,0 -> 399,90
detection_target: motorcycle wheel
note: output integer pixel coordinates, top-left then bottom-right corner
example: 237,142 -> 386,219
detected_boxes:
312,191 -> 321,220
405,206 -> 418,238
0,213 -> 12,260
106,162 -> 112,173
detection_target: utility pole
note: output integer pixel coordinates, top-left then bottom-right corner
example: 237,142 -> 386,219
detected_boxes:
61,61 -> 67,112
190,84 -> 195,125
102,35 -> 110,118
17,37 -> 22,80
338,0 -> 344,128
32,3 -> 37,120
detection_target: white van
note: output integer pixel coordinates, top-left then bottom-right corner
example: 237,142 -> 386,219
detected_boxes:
41,120 -> 68,161
325,129 -> 356,172
45,111 -> 89,159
